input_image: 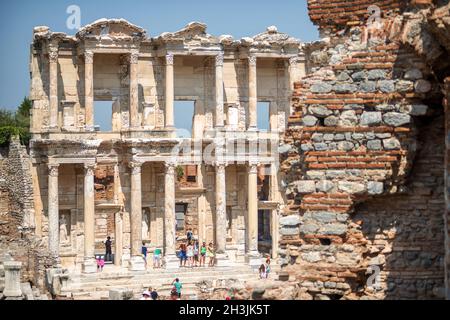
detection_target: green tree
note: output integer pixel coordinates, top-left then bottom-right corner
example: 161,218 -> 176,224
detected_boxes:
0,97 -> 32,147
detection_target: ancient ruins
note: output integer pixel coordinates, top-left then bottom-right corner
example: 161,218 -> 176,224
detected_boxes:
1,0 -> 450,300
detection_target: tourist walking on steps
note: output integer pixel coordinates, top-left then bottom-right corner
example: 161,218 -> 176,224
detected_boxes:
140,290 -> 151,300
104,236 -> 112,262
96,256 -> 105,272
186,228 -> 193,243
153,246 -> 162,268
148,287 -> 158,300
264,258 -> 271,279
186,242 -> 194,268
179,243 -> 187,267
207,242 -> 215,267
200,242 -> 207,267
259,264 -> 266,279
193,241 -> 199,267
141,242 -> 148,267
151,288 -> 159,300
172,278 -> 183,300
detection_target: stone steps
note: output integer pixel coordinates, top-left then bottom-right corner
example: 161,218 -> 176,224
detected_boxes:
64,272 -> 257,291
61,265 -> 264,300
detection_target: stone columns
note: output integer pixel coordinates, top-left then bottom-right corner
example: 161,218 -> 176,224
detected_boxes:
84,51 -> 94,130
47,164 -> 59,259
48,43 -> 59,129
129,161 -> 145,271
83,163 -> 96,273
114,211 -> 123,267
247,163 -> 259,254
215,163 -> 227,253
3,261 -> 22,298
270,163 -> 280,259
215,53 -> 224,128
164,161 -> 176,257
165,53 -> 174,129
129,51 -> 140,128
248,56 -> 258,129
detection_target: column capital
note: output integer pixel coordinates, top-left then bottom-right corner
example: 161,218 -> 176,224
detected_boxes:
164,159 -> 177,172
248,162 -> 259,174
215,53 -> 224,67
214,161 -> 228,171
129,51 -> 139,65
166,53 -> 174,66
48,164 -> 60,177
84,163 -> 96,176
84,50 -> 94,64
129,161 -> 143,175
49,48 -> 59,63
248,55 -> 257,67
289,56 -> 299,66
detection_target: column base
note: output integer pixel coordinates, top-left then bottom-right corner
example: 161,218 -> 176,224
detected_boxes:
246,251 -> 262,269
215,253 -> 233,267
129,256 -> 146,271
82,257 -> 97,274
164,254 -> 180,270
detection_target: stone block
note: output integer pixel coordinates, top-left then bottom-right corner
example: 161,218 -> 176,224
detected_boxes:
383,137 -> 401,150
310,82 -> 333,93
280,215 -> 301,227
302,115 -> 319,127
360,112 -> 382,126
320,224 -> 347,236
280,226 -> 300,236
368,181 -> 384,195
316,180 -> 335,193
309,106 -> 332,117
339,110 -> 358,126
338,181 -> 366,194
378,80 -> 395,93
295,181 -> 316,194
383,112 -> 411,127
109,288 -> 134,300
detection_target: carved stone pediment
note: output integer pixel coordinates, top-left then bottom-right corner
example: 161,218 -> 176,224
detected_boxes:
76,18 -> 147,40
244,26 -> 300,48
156,21 -> 219,44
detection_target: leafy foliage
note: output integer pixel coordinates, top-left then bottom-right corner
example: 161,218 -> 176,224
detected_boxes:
176,165 -> 185,181
0,97 -> 32,146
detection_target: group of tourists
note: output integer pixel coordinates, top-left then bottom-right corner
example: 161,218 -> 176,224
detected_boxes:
140,287 -> 159,300
178,241 -> 216,268
140,279 -> 182,301
258,257 -> 272,279
141,242 -> 163,269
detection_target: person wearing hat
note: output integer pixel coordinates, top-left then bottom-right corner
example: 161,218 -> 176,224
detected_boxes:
140,290 -> 151,300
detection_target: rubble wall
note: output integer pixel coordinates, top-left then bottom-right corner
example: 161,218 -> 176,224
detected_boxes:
0,139 -> 52,292
280,0 -> 448,299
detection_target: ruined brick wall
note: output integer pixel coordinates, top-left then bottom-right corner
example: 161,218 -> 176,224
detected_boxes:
352,115 -> 445,299
445,77 -> 450,298
0,139 -> 52,292
279,0 -> 449,299
308,0 -> 407,35
0,138 -> 36,230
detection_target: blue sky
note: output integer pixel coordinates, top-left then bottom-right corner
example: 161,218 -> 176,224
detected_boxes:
0,0 -> 318,131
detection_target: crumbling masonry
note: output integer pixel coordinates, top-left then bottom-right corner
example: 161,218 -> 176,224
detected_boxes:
1,0 -> 450,300
280,0 -> 450,299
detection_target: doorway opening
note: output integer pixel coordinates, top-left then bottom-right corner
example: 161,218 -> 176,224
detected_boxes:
94,101 -> 113,132
258,209 -> 272,254
174,100 -> 195,138
257,102 -> 270,131
175,203 -> 188,234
